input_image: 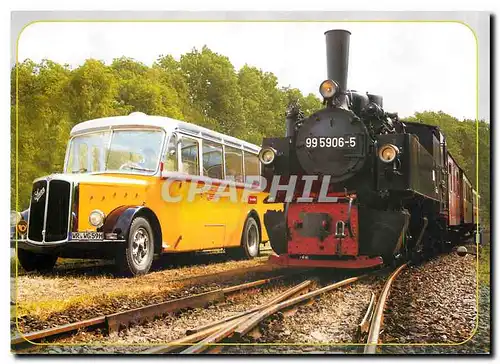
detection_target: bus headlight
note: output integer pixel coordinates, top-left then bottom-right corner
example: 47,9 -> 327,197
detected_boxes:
378,144 -> 399,163
10,211 -> 21,228
89,210 -> 105,227
259,147 -> 277,165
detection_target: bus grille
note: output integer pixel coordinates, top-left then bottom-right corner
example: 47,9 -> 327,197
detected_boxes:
28,179 -> 71,243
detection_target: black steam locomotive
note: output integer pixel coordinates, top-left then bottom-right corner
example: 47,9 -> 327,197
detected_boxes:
260,30 -> 479,269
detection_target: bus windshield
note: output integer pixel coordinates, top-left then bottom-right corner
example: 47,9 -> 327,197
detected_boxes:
65,129 -> 165,174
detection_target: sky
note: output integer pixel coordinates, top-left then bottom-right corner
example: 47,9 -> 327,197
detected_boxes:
17,21 -> 477,120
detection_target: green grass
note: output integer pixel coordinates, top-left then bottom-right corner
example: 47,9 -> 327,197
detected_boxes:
10,256 -> 24,276
478,243 -> 490,285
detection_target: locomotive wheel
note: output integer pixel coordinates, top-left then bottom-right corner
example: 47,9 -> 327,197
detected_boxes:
17,249 -> 58,273
116,217 -> 155,276
226,216 -> 260,260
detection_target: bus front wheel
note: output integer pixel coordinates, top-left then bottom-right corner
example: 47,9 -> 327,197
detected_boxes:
116,217 -> 155,276
227,216 -> 260,260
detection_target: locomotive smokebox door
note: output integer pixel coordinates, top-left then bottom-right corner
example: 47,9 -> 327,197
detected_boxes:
295,108 -> 368,183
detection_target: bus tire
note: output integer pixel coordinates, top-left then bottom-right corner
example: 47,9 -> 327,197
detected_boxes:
116,217 -> 155,276
227,216 -> 260,260
17,249 -> 58,273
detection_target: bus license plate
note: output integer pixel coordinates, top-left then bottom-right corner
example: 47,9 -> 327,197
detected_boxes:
71,232 -> 104,241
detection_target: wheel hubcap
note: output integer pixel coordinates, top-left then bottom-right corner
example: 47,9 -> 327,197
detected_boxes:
247,224 -> 259,256
132,227 -> 150,267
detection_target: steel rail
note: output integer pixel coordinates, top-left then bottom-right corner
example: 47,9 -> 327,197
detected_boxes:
180,280 -> 313,354
357,292 -> 375,339
144,279 -> 313,354
157,275 -> 362,354
186,277 -> 310,336
232,275 -> 361,339
10,316 -> 106,348
11,273 -> 291,350
364,263 -> 407,354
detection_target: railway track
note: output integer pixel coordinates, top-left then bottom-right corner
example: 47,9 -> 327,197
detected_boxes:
13,263 -> 408,354
362,263 -> 408,354
143,264 -> 407,355
143,275 -> 365,354
11,271 -> 300,352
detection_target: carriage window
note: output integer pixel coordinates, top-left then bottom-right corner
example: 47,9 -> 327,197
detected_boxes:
225,146 -> 243,183
164,133 -> 178,172
180,137 -> 200,175
202,140 -> 223,179
244,152 -> 260,179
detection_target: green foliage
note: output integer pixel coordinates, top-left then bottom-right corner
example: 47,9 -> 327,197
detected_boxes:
11,51 -> 490,227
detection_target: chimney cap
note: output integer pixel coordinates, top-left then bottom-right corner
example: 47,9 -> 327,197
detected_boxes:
324,29 -> 351,36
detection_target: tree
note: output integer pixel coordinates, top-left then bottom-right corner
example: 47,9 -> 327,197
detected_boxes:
12,60 -> 72,209
67,59 -> 119,123
179,46 -> 244,136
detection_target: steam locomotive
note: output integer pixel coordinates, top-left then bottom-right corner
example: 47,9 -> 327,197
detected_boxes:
259,29 -> 479,269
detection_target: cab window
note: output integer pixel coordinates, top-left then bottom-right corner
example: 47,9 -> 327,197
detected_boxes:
180,136 -> 200,176
225,146 -> 243,183
202,140 -> 223,179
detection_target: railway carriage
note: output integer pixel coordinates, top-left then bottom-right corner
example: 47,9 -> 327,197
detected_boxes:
260,29 -> 480,269
11,113 -> 273,276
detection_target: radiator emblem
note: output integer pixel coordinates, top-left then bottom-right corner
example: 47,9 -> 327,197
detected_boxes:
33,187 -> 45,202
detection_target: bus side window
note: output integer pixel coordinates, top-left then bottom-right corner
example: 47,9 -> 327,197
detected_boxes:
244,151 -> 260,183
180,137 -> 200,176
225,146 -> 243,183
164,133 -> 178,172
202,140 -> 223,179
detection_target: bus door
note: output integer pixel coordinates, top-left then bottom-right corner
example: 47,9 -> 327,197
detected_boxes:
176,134 -> 206,251
200,140 -> 226,249
222,145 -> 247,247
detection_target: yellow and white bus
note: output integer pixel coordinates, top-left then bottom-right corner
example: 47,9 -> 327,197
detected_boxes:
11,112 -> 273,276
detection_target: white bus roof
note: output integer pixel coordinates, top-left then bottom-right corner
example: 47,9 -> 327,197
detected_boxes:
70,112 -> 261,153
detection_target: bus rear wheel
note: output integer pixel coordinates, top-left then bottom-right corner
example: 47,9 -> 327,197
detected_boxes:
226,216 -> 260,260
116,217 -> 155,276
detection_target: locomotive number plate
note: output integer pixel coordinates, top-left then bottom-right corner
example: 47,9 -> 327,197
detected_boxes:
71,231 -> 104,241
305,136 -> 357,148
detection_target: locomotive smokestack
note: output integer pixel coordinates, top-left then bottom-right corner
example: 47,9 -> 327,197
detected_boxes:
324,29 -> 351,91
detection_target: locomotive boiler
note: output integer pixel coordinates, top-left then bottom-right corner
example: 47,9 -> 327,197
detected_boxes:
259,29 -> 479,269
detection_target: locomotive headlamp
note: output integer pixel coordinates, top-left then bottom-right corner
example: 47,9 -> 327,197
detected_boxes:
259,147 -> 277,165
89,209 -> 105,228
319,79 -> 339,99
378,144 -> 399,164
10,211 -> 21,227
